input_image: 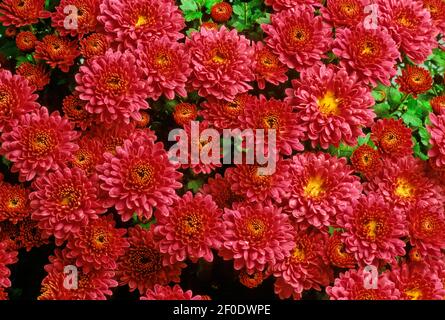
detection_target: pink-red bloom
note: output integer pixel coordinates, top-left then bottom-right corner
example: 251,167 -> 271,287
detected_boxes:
0,0 -> 49,27
15,62 -> 50,91
0,241 -> 18,289
0,183 -> 30,224
252,41 -> 288,90
51,0 -> 100,37
371,118 -> 413,158
141,284 -> 203,300
321,0 -> 369,28
34,35 -> 80,72
428,113 -> 445,168
264,0 -> 321,11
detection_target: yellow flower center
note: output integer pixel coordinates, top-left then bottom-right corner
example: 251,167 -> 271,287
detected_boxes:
317,91 -> 340,116
304,176 -> 325,199
394,178 -> 415,199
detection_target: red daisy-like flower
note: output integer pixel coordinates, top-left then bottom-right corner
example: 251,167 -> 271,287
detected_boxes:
141,284 -> 203,300
200,94 -> 255,130
378,0 -> 438,64
4,26 -> 17,38
69,136 -> 102,176
210,2 -> 232,23
252,41 -> 288,90
79,33 -> 109,60
288,152 -> 362,228
408,201 -> 445,257
16,62 -> 50,91
224,159 -> 291,204
390,262 -> 445,300
96,137 -> 182,222
273,229 -> 333,300
62,93 -> 94,131
75,49 -> 149,124
200,173 -> 245,209
327,268 -> 400,300
0,221 -> 21,250
264,0 -> 322,11
201,21 -> 219,31
136,37 -> 191,101
351,144 -> 383,178
0,107 -> 79,182
326,231 -> 356,269
34,35 -> 80,73
173,103 -> 198,127
337,193 -> 407,265
17,218 -> 48,251
0,0 -> 49,27
98,0 -> 185,48
431,95 -> 445,114
117,226 -> 185,294
262,5 -> 332,71
66,215 -> 129,272
428,113 -> 445,168
186,26 -> 254,101
321,0 -> 368,28
220,202 -> 295,274
396,65 -> 433,97
239,269 -> 266,289
285,64 -> 375,149
239,95 -> 304,155
371,118 -> 413,158
30,167 -> 105,245
333,24 -> 400,86
154,192 -> 225,264
0,69 -> 40,132
15,31 -> 37,52
51,0 -> 100,37
423,0 -> 445,34
0,241 -> 18,289
0,183 -> 29,223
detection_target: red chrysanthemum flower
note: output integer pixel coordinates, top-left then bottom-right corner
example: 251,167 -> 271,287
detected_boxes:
0,69 -> 40,132
0,107 -> 79,182
69,137 -> 103,176
264,0 -> 322,11
378,0 -> 438,64
51,0 -> 100,37
224,159 -> 291,204
135,111 -> 150,128
351,144 -> 383,178
423,0 -> 445,34
210,2 -> 232,23
0,241 -> 17,289
16,62 -> 50,91
62,93 -> 94,131
396,65 -> 433,97
0,0 -> 49,27
186,26 -> 254,101
200,173 -> 245,209
117,226 -> 185,294
220,202 -> 295,274
333,24 -> 400,86
239,95 -> 304,155
96,137 -> 182,222
173,103 -> 198,127
321,0 -> 368,28
39,250 -> 117,300
262,5 -> 332,71
17,218 -> 48,251
252,41 -> 288,90
0,287 -> 8,300
75,49 -> 149,124
431,95 -> 445,114
136,37 -> 191,101
371,118 -> 413,158
201,21 -> 218,30
285,64 -> 375,149
200,94 -> 255,130
273,229 -> 333,300
141,284 -> 203,300
0,221 -> 21,250
98,0 -> 185,48
89,122 -> 143,155
408,201 -> 445,257
239,269 -> 266,289
15,31 -> 37,52
34,35 -> 80,73
428,113 -> 445,168
79,33 -> 109,59
326,232 -> 356,269
30,167 -> 105,245
66,215 -> 129,272
337,193 -> 407,265
390,262 -> 445,300
0,183 -> 29,223
154,192 -> 225,264
288,152 -> 362,228
4,26 -> 17,38
327,268 -> 400,300
366,156 -> 444,211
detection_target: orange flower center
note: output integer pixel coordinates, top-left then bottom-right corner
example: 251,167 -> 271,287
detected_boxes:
58,185 -> 82,209
394,177 -> 415,199
317,90 -> 341,116
28,129 -> 56,156
304,176 -> 325,199
178,211 -> 204,239
257,49 -> 279,70
128,161 -> 154,189
90,227 -> 110,250
288,25 -> 311,47
210,47 -> 230,65
357,210 -> 389,241
128,247 -> 162,275
103,73 -> 129,95
245,217 -> 266,240
262,113 -> 280,130
0,88 -> 13,114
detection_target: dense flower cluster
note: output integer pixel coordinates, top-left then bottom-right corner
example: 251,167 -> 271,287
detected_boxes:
0,0 -> 444,301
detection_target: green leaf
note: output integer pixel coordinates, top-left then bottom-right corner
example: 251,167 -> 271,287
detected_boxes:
184,11 -> 203,22
388,88 -> 403,107
139,218 -> 157,230
418,127 -> 431,146
256,13 -> 270,25
402,113 -> 422,128
187,179 -> 204,193
413,139 -> 429,161
232,3 -> 245,16
357,133 -> 371,146
204,0 -> 222,12
180,0 -> 199,12
374,102 -> 391,118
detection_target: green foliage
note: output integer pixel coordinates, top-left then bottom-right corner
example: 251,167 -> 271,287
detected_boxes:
328,143 -> 354,159
187,179 -> 204,193
229,0 -> 268,32
180,0 -> 203,22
